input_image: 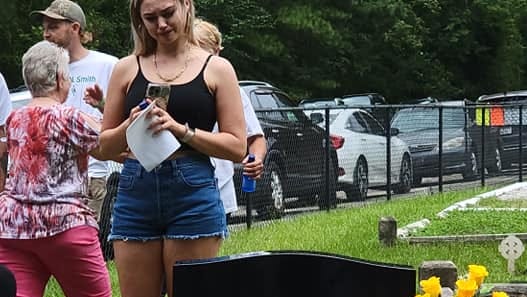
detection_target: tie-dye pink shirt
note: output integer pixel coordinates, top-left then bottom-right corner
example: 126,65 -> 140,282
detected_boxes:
0,105 -> 99,239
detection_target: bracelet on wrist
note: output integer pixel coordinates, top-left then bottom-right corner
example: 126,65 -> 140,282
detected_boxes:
181,123 -> 196,143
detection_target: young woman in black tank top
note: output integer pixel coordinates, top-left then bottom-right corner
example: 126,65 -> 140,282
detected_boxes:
97,1 -> 247,296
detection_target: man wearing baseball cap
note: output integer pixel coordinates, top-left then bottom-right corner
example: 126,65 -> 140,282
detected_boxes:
32,0 -> 87,31
31,0 -> 118,225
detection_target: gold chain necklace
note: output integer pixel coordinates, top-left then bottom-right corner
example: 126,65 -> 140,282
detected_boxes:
153,46 -> 190,82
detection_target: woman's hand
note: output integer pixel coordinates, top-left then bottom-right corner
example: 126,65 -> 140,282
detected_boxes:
84,84 -> 104,110
128,104 -> 143,125
146,103 -> 185,137
242,154 -> 264,179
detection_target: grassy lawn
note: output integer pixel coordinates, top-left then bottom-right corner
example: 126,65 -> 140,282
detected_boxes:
44,185 -> 527,296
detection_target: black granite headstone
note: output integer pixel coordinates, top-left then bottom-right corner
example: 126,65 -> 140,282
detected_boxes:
173,250 -> 416,297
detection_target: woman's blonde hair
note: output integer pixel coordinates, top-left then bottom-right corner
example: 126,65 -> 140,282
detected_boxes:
194,18 -> 223,54
130,0 -> 197,56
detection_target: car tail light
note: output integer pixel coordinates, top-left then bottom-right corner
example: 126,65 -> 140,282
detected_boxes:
329,134 -> 345,149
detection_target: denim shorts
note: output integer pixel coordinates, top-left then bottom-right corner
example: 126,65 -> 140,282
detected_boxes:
109,156 -> 227,241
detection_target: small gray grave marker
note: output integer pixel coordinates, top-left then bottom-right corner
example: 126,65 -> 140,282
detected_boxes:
498,235 -> 524,274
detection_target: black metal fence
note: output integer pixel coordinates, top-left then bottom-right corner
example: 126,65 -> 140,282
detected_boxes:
229,103 -> 525,227
98,102 -> 527,260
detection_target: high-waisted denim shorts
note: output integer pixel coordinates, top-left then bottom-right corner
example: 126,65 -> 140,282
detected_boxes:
109,155 -> 227,241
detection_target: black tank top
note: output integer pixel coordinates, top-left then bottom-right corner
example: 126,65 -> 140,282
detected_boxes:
124,55 -> 216,151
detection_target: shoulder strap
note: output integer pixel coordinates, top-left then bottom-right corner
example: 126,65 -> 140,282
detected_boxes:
198,55 -> 214,75
136,55 -> 142,71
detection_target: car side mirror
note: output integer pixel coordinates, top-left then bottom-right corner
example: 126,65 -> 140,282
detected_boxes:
389,127 -> 400,136
310,112 -> 324,124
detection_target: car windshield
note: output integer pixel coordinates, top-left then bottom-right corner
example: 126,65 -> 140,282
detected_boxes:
391,108 -> 466,133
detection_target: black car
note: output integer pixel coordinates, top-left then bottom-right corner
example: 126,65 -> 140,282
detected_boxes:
234,81 -> 339,218
336,93 -> 389,123
477,90 -> 527,169
391,100 -> 479,185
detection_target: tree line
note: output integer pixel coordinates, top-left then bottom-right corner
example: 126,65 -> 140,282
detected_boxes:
1,0 -> 526,103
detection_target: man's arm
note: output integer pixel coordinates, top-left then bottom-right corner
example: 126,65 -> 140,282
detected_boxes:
243,135 -> 267,179
240,88 -> 267,179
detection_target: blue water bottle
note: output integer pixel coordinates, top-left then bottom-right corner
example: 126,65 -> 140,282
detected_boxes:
242,154 -> 256,193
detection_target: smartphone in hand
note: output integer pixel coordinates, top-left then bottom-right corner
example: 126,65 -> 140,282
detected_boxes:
146,83 -> 171,110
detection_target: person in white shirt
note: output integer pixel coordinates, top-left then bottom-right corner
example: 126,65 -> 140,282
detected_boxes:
194,18 -> 267,219
0,73 -> 12,192
32,0 -> 118,221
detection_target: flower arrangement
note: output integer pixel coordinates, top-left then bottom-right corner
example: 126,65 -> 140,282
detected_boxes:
415,265 -> 509,297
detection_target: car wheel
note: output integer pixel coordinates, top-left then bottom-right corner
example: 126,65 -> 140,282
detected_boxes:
393,155 -> 412,194
256,161 -> 285,219
346,157 -> 368,201
487,147 -> 502,174
317,158 -> 337,210
98,171 -> 120,262
462,151 -> 478,180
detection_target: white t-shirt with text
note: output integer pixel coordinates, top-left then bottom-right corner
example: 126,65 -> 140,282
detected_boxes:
67,50 -> 118,178
0,73 -> 12,125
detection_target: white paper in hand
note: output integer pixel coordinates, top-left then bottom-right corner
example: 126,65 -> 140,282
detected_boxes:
125,103 -> 181,172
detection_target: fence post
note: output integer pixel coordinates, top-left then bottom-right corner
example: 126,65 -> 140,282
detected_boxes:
520,105 -> 523,182
464,105 -> 469,169
324,107 -> 331,211
480,106 -> 486,187
438,106 -> 443,192
386,107 -> 392,201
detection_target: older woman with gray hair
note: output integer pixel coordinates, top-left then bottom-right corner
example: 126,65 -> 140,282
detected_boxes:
0,40 -> 111,297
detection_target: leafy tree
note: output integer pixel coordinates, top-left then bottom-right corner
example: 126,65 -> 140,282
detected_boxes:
1,0 -> 527,104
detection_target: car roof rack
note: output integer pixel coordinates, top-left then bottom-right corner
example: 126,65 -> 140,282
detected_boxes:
238,80 -> 274,88
477,90 -> 527,102
298,97 -> 336,104
340,92 -> 382,98
404,97 -> 438,104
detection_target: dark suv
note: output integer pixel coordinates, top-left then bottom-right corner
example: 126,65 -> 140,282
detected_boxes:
234,81 -> 339,218
477,90 -> 527,170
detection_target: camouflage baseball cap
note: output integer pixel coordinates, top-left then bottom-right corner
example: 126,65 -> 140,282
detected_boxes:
31,0 -> 86,30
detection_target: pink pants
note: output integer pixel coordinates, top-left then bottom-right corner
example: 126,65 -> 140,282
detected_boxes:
0,225 -> 111,297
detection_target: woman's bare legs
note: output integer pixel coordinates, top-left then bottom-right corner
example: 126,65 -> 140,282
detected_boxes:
163,237 -> 223,297
114,240 -> 164,297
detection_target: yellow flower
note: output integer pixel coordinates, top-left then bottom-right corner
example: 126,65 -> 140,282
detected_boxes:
468,264 -> 489,287
455,279 -> 478,297
492,292 -> 509,297
414,294 -> 431,297
419,276 -> 441,297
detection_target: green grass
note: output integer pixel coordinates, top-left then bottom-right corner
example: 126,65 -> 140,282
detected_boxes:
476,196 -> 527,208
44,185 -> 527,296
414,209 -> 527,235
